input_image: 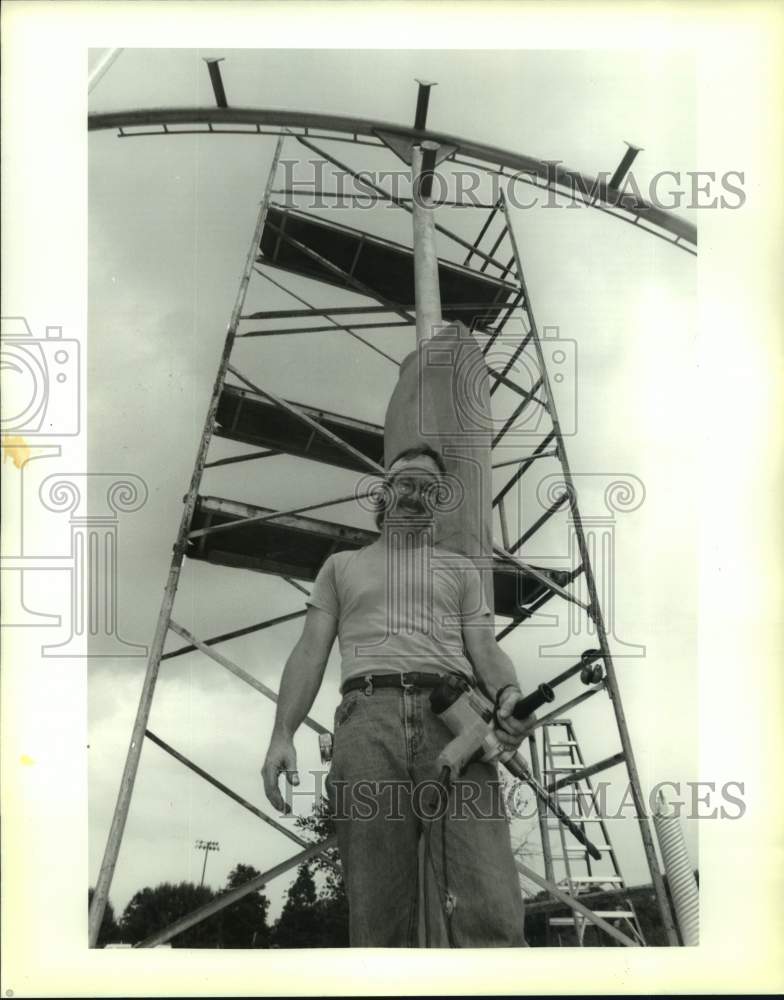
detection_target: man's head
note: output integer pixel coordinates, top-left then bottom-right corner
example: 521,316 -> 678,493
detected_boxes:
374,445 -> 446,529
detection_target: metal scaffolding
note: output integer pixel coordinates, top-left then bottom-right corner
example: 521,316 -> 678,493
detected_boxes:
88,67 -> 693,948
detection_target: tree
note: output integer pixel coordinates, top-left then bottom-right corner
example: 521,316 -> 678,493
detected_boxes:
269,798 -> 349,948
295,798 -> 349,947
271,864 -> 322,948
294,797 -> 346,906
219,864 -> 271,948
119,881 -> 222,947
88,887 -> 120,947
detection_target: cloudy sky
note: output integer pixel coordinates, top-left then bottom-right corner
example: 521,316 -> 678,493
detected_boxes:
87,47 -> 698,926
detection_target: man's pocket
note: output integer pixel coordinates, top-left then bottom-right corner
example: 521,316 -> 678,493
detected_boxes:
333,691 -> 362,730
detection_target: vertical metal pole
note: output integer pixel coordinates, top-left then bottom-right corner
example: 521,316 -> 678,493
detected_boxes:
528,732 -> 555,885
88,135 -> 286,947
527,730 -> 554,945
499,192 -> 680,946
608,142 -> 643,192
411,140 -> 450,946
88,48 -> 123,94
200,848 -> 209,888
413,80 -> 437,131
411,143 -> 443,343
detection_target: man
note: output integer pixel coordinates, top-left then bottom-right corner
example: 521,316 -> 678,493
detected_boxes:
262,445 -> 530,947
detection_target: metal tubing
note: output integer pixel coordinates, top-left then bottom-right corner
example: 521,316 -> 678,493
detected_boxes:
227,363 -> 384,475
514,859 -> 639,947
482,289 -> 524,352
137,838 -> 337,948
187,489 -> 373,540
492,542 -> 591,611
417,140 -> 439,201
545,649 -> 603,689
497,496 -> 511,550
255,268 -> 400,367
292,133 -> 510,274
242,302 -> 509,321
204,58 -> 228,108
88,107 -> 697,248
449,155 -> 698,257
414,80 -> 436,131
509,491 -> 569,553
499,254 -> 516,280
495,618 -> 521,642
87,135 -> 286,949
261,218 -> 416,326
488,330 -> 534,392
493,431 -> 557,507
487,367 -> 546,403
568,724 -> 634,920
517,570 -> 577,627
411,143 -> 444,342
167,619 -> 328,735
609,143 -> 643,191
479,225 -> 509,274
505,757 -> 603,860
547,751 -> 626,792
492,449 -> 557,470
525,886 -> 633,916
500,191 -> 680,945
463,200 -> 500,266
527,734 -> 556,886
239,320 -> 411,337
526,684 -> 605,735
145,729 -> 310,847
491,377 -> 544,448
161,609 -> 306,661
88,49 -> 123,94
115,126 -> 385,150
544,724 -> 577,919
271,188 -> 496,208
282,576 -> 311,597
204,448 -> 278,469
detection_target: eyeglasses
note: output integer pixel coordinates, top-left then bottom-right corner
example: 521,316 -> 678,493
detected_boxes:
387,473 -> 442,507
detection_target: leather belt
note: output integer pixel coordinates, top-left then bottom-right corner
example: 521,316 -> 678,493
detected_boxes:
340,671 -> 446,696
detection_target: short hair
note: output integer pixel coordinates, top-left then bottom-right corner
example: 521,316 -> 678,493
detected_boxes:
387,444 -> 447,476
373,444 -> 446,529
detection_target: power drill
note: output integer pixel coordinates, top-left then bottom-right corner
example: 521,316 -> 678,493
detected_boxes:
429,674 -> 602,860
430,674 -> 554,781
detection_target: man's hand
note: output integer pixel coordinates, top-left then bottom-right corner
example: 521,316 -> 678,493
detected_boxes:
494,686 -> 535,752
262,734 -> 299,813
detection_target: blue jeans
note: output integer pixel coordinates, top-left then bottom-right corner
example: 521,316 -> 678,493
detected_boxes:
326,685 -> 527,947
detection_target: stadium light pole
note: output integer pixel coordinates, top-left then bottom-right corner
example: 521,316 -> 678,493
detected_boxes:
195,839 -> 220,887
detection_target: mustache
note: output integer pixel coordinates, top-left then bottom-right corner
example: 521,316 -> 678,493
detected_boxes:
397,502 -> 429,514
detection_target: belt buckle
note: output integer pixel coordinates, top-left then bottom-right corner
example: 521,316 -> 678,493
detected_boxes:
400,673 -> 415,692
363,674 -> 374,696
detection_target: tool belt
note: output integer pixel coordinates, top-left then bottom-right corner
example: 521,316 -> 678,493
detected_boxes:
340,671 -> 448,696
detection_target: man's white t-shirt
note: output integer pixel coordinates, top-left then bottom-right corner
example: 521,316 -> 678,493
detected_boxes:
306,538 -> 492,686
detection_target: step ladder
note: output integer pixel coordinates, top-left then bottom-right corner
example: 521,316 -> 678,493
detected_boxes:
539,720 -> 646,946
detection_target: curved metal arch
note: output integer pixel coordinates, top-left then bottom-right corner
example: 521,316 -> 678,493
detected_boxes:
88,106 -> 697,251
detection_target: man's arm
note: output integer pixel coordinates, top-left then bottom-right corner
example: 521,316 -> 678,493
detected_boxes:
463,616 -> 518,699
261,605 -> 337,812
462,618 -> 532,749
